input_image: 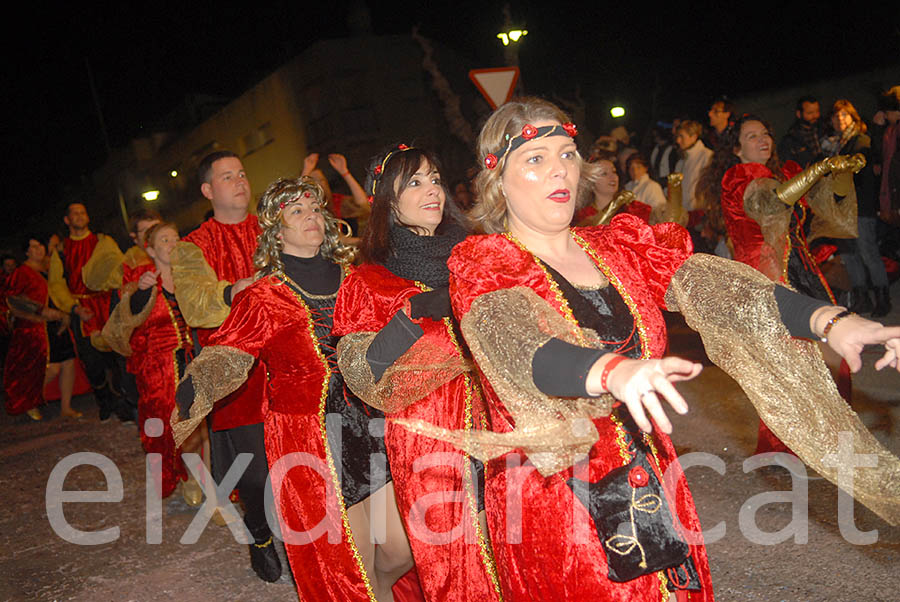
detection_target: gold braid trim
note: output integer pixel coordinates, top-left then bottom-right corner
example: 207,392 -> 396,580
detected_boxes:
100,283 -> 155,357
665,253 -> 900,525
336,330 -> 471,415
169,346 -> 255,447
284,271 -> 376,600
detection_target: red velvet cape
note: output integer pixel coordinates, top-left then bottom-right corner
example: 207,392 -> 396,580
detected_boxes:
332,263 -> 503,602
183,215 -> 265,431
4,264 -> 49,415
447,215 -> 714,601
62,233 -> 111,336
125,271 -> 192,498
209,271 -> 390,601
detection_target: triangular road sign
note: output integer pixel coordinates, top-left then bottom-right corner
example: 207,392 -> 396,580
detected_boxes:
469,67 -> 520,110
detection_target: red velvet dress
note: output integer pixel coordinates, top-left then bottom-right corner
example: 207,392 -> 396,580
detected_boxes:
332,264 -> 503,602
4,264 -> 49,415
61,233 -> 111,336
208,270 -> 393,602
447,216 -> 714,601
722,162 -> 839,454
126,278 -> 192,498
182,216 -> 265,431
721,162 -> 834,302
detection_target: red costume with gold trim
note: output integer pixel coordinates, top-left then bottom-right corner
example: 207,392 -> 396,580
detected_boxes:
333,264 -> 504,602
4,264 -> 49,415
180,215 -> 265,431
49,232 -> 112,336
722,161 -> 843,454
206,270 -> 386,601
446,216 -> 713,601
721,161 -> 835,302
125,273 -> 193,498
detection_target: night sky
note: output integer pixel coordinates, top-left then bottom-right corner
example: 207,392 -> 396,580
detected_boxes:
3,2 -> 899,243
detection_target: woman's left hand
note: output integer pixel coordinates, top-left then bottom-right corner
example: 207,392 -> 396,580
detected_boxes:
820,310 -> 900,372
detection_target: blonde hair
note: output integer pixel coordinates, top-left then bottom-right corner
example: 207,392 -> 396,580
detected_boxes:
470,97 -> 597,233
254,176 -> 356,276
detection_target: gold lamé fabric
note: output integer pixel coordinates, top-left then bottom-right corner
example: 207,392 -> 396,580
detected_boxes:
170,241 -> 232,329
665,253 -> 900,525
397,286 -> 614,477
100,282 -> 155,357
659,172 -> 688,226
169,345 -> 255,447
806,172 -> 858,242
335,331 -> 470,414
81,233 -> 125,291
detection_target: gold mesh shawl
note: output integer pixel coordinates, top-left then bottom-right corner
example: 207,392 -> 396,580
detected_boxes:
170,242 -> 231,328
170,345 -> 255,447
100,282 -> 154,357
398,254 -> 900,524
336,330 -> 472,414
396,286 -> 614,477
666,253 -> 899,525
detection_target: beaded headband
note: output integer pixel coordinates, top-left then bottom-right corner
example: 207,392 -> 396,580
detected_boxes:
278,191 -> 313,210
484,122 -> 577,170
368,144 -> 415,203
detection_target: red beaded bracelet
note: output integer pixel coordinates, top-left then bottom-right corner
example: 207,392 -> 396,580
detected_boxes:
820,309 -> 853,343
600,354 -> 627,392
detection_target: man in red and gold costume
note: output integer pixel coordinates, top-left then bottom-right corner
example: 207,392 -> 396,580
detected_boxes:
48,202 -> 129,421
171,150 -> 277,582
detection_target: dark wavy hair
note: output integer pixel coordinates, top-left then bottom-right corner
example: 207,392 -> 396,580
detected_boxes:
695,114 -> 782,235
359,145 -> 465,265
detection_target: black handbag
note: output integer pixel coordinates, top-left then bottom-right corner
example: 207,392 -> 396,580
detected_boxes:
566,411 -> 701,589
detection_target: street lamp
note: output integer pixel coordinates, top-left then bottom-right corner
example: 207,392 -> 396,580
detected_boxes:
497,29 -> 528,46
610,106 -> 626,118
170,170 -> 178,178
142,190 -> 160,201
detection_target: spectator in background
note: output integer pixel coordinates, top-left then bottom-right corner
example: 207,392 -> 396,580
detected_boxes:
779,95 -> 825,167
823,99 -> 889,316
624,154 -> 667,215
705,96 -> 735,150
649,121 -> 680,186
872,86 -> 900,223
675,120 -> 714,211
301,152 -> 370,240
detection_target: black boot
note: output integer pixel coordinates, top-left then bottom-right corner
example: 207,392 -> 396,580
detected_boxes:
871,287 -> 892,318
847,287 -> 873,314
249,536 -> 282,582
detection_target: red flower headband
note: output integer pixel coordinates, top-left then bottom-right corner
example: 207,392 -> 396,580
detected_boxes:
279,191 -> 313,210
369,144 -> 415,203
484,122 -> 578,170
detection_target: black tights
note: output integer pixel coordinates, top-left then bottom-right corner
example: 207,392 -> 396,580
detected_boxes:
210,422 -> 274,543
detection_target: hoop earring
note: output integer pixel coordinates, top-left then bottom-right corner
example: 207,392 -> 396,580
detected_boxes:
336,219 -> 353,238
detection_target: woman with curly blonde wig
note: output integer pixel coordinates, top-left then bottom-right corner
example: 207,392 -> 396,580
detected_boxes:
174,176 -> 414,601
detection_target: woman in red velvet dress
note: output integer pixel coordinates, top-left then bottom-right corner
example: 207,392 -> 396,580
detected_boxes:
332,145 -> 503,602
699,114 -> 864,453
405,98 -> 900,602
172,177 -> 417,601
104,222 -> 193,498
4,238 -> 67,419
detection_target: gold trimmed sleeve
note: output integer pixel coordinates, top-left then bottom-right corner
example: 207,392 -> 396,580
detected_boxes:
48,250 -> 77,313
82,233 -> 125,291
397,286 -> 611,477
170,241 -> 231,328
336,329 -> 470,414
100,282 -> 154,357
170,345 -> 256,447
665,253 -> 900,525
805,172 -> 858,242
